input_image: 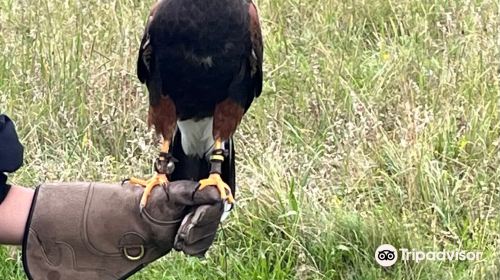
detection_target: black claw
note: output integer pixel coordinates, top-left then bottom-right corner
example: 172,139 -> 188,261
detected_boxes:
192,183 -> 202,201
162,185 -> 170,202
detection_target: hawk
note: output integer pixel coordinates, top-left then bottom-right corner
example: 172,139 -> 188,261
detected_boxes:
130,0 -> 263,209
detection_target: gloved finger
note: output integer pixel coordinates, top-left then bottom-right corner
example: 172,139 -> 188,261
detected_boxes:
174,203 -> 223,257
180,203 -> 223,242
166,180 -> 222,206
174,206 -> 221,257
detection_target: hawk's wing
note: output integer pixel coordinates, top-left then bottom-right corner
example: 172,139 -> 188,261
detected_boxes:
137,2 -> 159,83
137,2 -> 163,105
248,0 -> 263,99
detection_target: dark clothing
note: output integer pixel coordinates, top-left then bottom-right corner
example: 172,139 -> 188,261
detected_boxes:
0,173 -> 11,203
0,114 -> 24,203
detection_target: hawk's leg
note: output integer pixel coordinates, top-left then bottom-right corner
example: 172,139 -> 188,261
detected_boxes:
198,138 -> 235,204
128,96 -> 177,211
129,140 -> 175,211
197,99 -> 243,204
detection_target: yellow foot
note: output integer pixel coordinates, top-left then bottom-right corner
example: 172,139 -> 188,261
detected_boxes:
198,173 -> 235,204
129,174 -> 168,211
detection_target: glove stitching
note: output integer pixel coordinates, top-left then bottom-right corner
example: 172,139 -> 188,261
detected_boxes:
141,209 -> 183,226
82,184 -> 122,257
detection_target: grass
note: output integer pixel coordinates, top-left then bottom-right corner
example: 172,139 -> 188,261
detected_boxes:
1,0 -> 499,279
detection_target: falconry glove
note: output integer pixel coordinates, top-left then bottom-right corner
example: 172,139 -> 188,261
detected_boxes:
22,180 -> 224,280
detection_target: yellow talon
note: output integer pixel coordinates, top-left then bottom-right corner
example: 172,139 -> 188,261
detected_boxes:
129,174 -> 168,210
198,173 -> 234,204
128,139 -> 172,211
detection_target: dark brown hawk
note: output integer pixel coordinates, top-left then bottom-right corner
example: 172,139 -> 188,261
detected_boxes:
130,0 -> 263,209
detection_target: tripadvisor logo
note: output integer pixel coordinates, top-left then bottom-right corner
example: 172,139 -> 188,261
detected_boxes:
375,244 -> 482,267
375,244 -> 398,267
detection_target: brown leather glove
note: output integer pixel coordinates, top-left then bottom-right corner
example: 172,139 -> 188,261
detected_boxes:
22,181 -> 224,280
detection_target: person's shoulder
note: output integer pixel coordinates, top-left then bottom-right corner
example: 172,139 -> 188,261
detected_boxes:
0,114 -> 15,130
0,114 -> 24,173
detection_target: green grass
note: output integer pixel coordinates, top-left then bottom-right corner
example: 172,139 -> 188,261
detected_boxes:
1,0 -> 500,279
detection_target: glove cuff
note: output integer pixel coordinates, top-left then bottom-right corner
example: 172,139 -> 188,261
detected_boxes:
21,185 -> 41,280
